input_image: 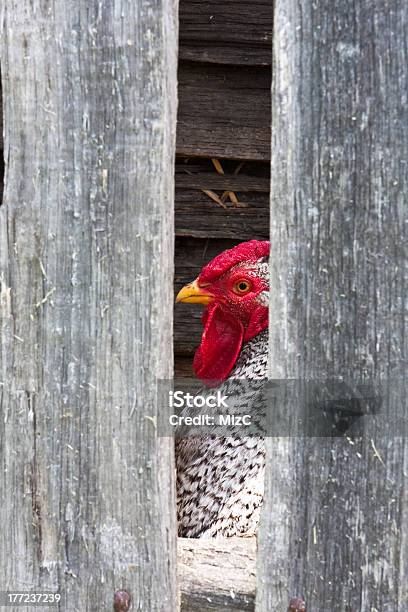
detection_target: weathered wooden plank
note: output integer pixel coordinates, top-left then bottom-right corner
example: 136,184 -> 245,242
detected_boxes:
179,45 -> 271,67
179,0 -> 272,66
0,87 -> 3,151
176,190 -> 269,240
174,355 -> 195,379
0,2 -> 178,610
174,316 -> 201,356
177,62 -> 271,161
176,171 -> 270,193
0,87 -> 3,203
258,1 -> 408,611
178,537 -> 256,611
175,163 -> 270,240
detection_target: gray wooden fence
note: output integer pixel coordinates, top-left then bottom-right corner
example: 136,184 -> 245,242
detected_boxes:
258,1 -> 408,610
0,1 -> 178,610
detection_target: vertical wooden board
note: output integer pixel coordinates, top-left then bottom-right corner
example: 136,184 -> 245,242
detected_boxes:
0,1 -> 178,610
258,1 -> 408,610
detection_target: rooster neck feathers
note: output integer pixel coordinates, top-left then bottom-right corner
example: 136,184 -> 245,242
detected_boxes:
176,330 -> 268,538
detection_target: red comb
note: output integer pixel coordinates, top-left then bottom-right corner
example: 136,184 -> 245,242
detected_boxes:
198,240 -> 270,283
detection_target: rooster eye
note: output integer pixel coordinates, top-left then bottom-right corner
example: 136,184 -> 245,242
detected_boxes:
233,280 -> 251,295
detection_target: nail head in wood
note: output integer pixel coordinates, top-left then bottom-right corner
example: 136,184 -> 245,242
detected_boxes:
114,590 -> 131,612
288,597 -> 306,612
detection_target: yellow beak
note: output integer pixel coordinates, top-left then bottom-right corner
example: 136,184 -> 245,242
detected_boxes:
176,279 -> 214,305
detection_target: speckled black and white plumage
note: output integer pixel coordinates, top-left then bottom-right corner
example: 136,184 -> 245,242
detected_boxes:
176,256 -> 269,538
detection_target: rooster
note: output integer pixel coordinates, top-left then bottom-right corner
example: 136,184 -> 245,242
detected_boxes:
175,240 -> 269,538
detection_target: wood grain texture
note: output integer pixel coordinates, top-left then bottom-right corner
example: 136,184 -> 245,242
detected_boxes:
175,162 -> 270,240
0,2 -> 178,610
258,1 -> 408,610
0,87 -> 3,202
177,62 -> 271,161
176,170 -> 270,193
178,537 -> 256,611
0,87 -> 3,150
176,190 -> 269,240
179,0 -> 272,66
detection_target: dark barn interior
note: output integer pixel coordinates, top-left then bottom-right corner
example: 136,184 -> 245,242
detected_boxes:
174,1 -> 272,377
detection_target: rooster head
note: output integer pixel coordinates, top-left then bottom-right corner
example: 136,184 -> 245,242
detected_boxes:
176,240 -> 269,385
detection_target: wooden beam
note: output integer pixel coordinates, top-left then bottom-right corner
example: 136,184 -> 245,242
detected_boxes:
176,191 -> 269,240
0,1 -> 178,609
179,0 -> 272,66
0,88 -> 3,203
0,87 -> 3,150
258,1 -> 408,610
179,45 -> 271,67
176,170 -> 270,193
177,62 -> 271,161
175,163 -> 270,241
178,537 -> 256,611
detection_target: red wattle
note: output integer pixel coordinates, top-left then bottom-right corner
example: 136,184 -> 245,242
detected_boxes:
193,303 -> 244,387
193,303 -> 269,386
244,305 -> 269,341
